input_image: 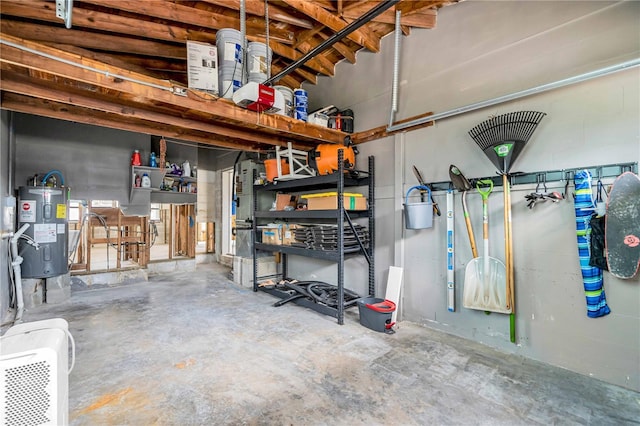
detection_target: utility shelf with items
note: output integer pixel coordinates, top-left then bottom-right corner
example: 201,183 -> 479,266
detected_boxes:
252,152 -> 375,325
130,165 -> 165,206
151,173 -> 197,204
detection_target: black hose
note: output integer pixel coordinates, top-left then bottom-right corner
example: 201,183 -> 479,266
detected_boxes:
277,280 -> 361,308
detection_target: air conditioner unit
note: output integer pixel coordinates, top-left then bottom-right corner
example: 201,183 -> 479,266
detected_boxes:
1,318 -> 75,426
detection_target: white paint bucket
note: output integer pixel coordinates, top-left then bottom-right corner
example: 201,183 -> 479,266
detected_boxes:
274,85 -> 294,116
220,79 -> 243,99
217,28 -> 245,96
246,42 -> 272,84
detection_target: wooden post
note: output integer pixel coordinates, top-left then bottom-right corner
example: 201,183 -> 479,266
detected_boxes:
207,222 -> 214,253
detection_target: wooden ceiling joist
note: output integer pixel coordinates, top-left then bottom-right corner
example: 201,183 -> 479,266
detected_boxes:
0,73 -> 293,148
282,0 -> 381,53
341,7 -> 437,29
315,32 -> 357,64
203,0 -> 315,30
396,1 -> 443,16
80,0 -> 294,44
1,92 -> 263,152
1,0 -> 214,46
1,20 -> 187,60
0,1 -> 461,150
247,35 -> 334,78
351,112 -> 436,144
0,34 -> 345,146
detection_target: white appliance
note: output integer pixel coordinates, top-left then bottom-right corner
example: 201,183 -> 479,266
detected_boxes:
1,318 -> 75,426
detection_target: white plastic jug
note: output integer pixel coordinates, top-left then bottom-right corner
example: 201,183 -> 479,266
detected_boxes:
141,173 -> 151,188
183,161 -> 191,178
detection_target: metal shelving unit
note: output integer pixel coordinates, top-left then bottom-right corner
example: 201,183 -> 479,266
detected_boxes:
252,152 -> 375,325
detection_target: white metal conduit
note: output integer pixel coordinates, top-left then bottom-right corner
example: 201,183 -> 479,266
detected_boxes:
386,58 -> 640,133
0,38 -> 179,93
388,9 -> 402,128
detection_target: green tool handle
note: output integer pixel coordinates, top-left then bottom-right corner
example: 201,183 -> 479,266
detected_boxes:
476,179 -> 494,200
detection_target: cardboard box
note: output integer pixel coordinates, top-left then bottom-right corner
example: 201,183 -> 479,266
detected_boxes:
275,193 -> 297,211
282,224 -> 301,245
261,223 -> 301,245
303,192 -> 367,211
261,226 -> 282,245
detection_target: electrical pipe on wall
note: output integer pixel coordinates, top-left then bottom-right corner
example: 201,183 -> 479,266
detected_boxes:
387,58 -> 640,133
240,0 -> 247,75
388,10 -> 402,128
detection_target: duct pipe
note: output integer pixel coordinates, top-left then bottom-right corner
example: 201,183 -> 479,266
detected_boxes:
387,57 -> 640,133
265,0 -> 400,85
388,10 -> 402,128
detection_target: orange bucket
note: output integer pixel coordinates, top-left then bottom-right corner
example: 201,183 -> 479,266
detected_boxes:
265,159 -> 290,182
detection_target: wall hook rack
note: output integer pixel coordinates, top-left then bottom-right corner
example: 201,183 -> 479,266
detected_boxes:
426,162 -> 637,193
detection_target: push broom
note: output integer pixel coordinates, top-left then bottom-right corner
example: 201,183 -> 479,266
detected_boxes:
468,111 -> 546,343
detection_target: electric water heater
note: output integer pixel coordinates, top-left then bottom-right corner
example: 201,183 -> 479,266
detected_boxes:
17,186 -> 69,278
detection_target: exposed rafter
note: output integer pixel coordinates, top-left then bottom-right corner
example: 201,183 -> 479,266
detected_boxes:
282,0 -> 382,52
0,0 -> 461,150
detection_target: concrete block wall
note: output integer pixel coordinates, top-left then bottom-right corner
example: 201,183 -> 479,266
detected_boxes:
304,1 -> 640,391
1,111 -> 11,324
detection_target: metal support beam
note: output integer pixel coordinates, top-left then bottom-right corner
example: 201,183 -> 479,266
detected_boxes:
265,0 -> 400,85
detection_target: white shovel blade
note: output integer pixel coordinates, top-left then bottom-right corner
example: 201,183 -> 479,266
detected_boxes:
463,257 -> 511,314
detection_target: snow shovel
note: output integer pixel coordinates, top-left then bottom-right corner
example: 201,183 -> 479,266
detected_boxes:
463,179 -> 510,313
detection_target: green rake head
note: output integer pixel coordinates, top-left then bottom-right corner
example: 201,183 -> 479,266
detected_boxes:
468,111 -> 546,173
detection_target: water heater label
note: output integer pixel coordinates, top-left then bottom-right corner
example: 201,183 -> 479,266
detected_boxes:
34,223 -> 57,243
19,200 -> 36,223
56,204 -> 67,219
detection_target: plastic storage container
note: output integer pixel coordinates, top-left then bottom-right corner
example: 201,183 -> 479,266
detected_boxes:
141,173 -> 151,188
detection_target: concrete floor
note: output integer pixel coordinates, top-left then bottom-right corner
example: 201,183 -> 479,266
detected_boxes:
20,262 -> 640,425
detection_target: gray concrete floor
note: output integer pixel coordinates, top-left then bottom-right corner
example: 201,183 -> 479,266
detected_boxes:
21,263 -> 640,425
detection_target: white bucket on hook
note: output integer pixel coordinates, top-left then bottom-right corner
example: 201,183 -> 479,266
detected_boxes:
274,85 -> 294,116
246,42 -> 272,84
217,28 -> 245,97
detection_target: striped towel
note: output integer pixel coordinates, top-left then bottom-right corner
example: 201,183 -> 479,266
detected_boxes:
574,170 -> 611,318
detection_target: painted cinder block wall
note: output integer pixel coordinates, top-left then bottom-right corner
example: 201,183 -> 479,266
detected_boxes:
1,111 -> 12,324
303,1 -> 640,391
